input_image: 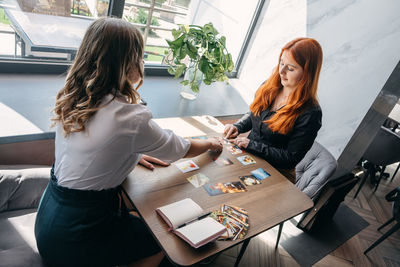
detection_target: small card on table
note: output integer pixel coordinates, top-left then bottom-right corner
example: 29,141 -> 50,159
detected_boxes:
237,155 -> 256,165
176,160 -> 199,173
251,168 -> 270,180
240,175 -> 261,186
187,173 -> 210,188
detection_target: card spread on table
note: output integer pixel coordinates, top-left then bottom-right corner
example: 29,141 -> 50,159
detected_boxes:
203,181 -> 247,196
213,156 -> 234,166
187,173 -> 210,188
227,145 -> 243,155
236,155 -> 256,165
251,168 -> 271,180
240,175 -> 261,186
176,160 -> 199,173
203,183 -> 226,196
224,181 -> 247,193
191,136 -> 208,139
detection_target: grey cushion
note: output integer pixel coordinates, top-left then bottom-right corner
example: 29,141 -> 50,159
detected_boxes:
0,210 -> 45,267
295,142 -> 337,199
0,167 -> 51,212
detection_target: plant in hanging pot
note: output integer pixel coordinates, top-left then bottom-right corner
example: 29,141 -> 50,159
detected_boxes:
165,23 -> 234,100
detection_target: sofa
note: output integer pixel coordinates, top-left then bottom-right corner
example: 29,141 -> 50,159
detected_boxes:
0,165 -> 50,267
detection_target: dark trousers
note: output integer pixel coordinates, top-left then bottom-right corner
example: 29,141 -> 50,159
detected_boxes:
34,169 -> 160,267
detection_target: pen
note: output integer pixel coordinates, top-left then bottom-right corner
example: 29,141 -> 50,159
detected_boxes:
176,212 -> 212,229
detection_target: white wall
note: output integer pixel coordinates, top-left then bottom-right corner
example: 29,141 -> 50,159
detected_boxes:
234,0 -> 400,158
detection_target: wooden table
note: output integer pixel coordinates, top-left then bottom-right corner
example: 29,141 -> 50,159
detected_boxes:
123,116 -> 313,266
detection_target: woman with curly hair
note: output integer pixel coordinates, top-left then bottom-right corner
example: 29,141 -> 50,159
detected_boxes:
34,18 -> 222,267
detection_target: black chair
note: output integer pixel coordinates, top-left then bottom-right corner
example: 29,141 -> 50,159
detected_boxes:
364,186 -> 400,254
354,126 -> 400,199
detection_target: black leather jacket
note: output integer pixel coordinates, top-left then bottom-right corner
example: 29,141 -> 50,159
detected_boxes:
234,105 -> 322,169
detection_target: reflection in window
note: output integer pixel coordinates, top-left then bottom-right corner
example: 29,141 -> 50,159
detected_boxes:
123,0 -> 191,64
0,0 -> 109,61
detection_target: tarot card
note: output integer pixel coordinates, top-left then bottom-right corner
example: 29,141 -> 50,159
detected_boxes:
175,160 -> 199,173
240,175 -> 261,186
203,183 -> 227,196
191,136 -> 208,139
186,173 -> 210,188
236,155 -> 256,165
213,156 -> 234,166
251,168 -> 271,180
223,181 -> 247,193
226,145 -> 243,155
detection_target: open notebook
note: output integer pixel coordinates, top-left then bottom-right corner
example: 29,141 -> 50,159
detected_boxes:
156,198 -> 226,248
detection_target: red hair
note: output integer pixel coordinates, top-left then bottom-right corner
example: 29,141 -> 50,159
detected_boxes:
249,37 -> 323,135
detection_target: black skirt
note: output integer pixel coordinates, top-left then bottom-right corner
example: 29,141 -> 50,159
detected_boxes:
34,168 -> 161,267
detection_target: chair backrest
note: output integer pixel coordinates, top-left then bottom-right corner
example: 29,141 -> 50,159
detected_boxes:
295,142 -> 338,199
364,126 -> 400,166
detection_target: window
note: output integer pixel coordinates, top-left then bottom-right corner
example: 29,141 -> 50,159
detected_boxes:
0,0 -> 264,75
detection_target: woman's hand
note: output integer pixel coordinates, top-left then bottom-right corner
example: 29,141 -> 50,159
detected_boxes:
232,137 -> 250,149
139,154 -> 170,170
208,137 -> 223,152
224,124 -> 239,139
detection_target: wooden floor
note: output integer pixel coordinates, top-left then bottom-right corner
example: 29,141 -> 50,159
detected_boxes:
200,163 -> 400,267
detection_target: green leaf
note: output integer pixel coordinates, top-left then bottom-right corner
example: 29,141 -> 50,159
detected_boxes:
178,45 -> 187,60
203,79 -> 212,85
220,36 -> 226,46
190,82 -> 200,93
167,66 -> 175,75
227,53 -> 234,72
180,80 -> 189,86
172,28 -> 181,39
174,64 -> 186,79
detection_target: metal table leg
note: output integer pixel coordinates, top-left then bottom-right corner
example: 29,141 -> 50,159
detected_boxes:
275,222 -> 284,249
234,238 -> 251,267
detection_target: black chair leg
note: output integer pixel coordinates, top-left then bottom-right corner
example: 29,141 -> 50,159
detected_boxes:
391,163 -> 400,182
378,217 -> 395,231
354,168 -> 371,198
364,222 -> 400,254
374,165 -> 386,192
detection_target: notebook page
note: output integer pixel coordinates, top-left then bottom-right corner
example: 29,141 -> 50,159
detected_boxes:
174,217 -> 226,248
157,198 -> 203,229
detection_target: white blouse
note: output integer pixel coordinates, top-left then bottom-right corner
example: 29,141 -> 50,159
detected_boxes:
54,94 -> 190,190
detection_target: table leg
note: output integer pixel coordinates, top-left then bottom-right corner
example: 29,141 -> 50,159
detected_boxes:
234,238 -> 251,267
275,222 -> 284,249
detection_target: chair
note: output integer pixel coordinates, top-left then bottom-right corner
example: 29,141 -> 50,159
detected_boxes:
353,126 -> 400,199
364,186 -> 400,254
295,141 -> 338,200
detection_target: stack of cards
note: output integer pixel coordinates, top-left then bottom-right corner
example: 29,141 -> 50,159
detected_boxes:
209,205 -> 249,240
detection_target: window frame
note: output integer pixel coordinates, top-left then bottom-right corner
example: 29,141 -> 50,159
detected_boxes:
0,0 -> 266,76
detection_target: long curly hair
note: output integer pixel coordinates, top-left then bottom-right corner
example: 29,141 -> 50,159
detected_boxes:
52,18 -> 144,136
249,37 -> 323,135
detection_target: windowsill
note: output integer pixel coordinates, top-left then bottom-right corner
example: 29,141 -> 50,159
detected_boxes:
0,74 -> 249,143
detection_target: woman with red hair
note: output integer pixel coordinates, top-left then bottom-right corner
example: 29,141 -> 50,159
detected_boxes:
224,37 -> 323,183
